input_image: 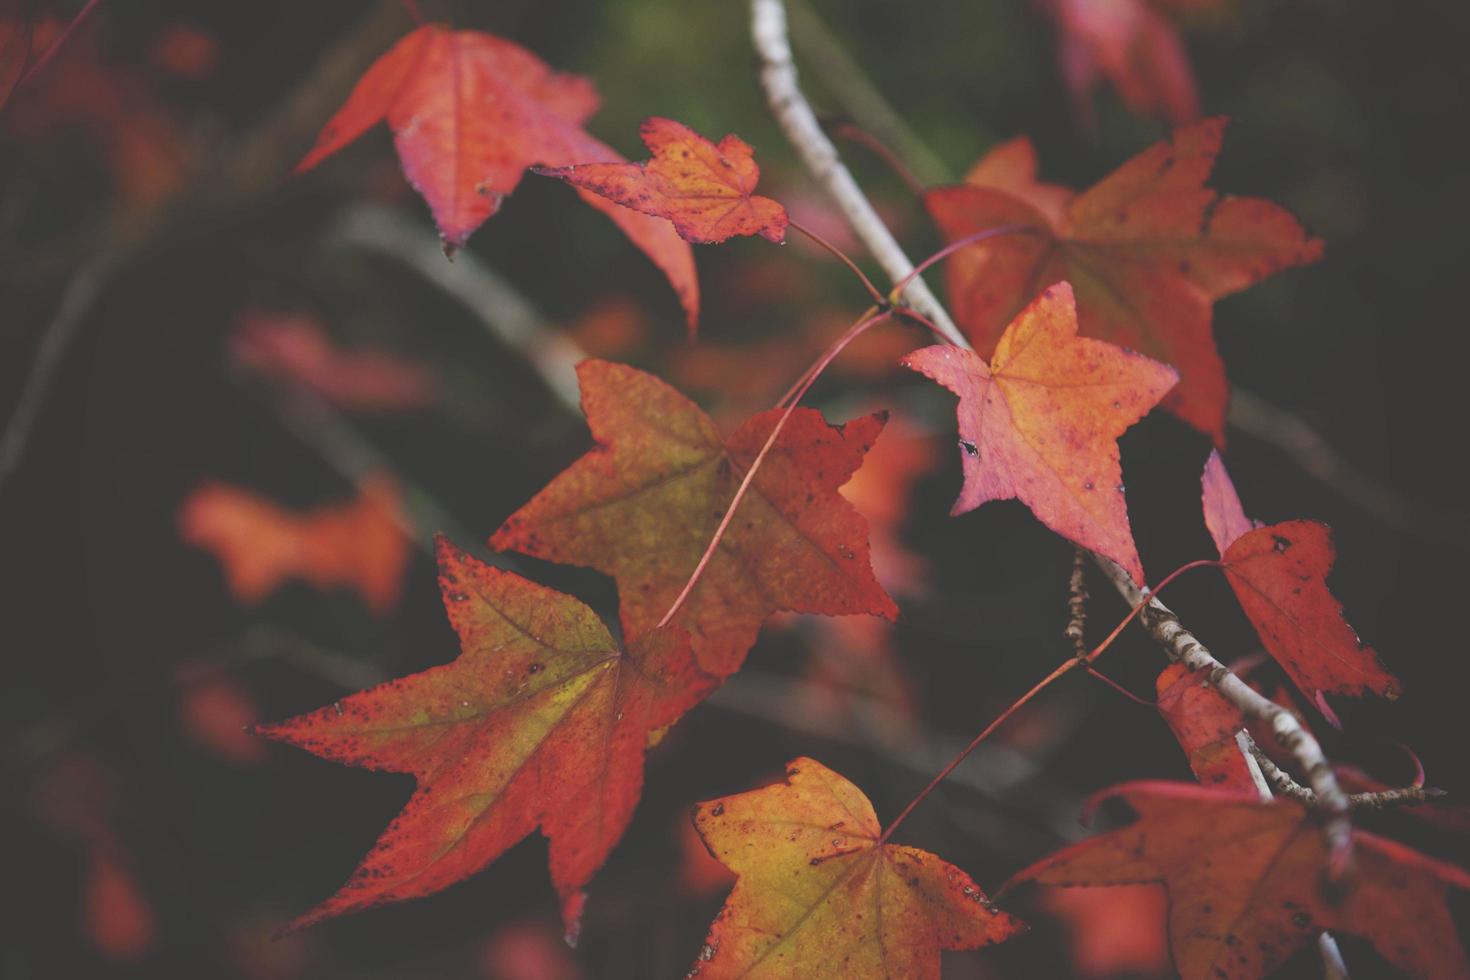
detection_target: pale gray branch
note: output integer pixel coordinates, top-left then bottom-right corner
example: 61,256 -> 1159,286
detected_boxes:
749,0 -> 1354,867
751,0 -> 963,347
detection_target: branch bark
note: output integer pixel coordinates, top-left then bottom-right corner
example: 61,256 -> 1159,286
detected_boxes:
749,0 -> 1354,865
751,0 -> 962,348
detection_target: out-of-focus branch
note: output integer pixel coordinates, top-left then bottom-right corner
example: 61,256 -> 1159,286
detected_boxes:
1229,386 -> 1470,548
785,0 -> 952,186
0,0 -> 411,499
326,203 -> 585,414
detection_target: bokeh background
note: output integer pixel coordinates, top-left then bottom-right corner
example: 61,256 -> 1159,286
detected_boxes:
3,0 -> 1468,976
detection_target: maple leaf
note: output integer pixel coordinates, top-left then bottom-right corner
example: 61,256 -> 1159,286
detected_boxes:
297,25 -> 698,327
231,311 -> 435,412
1039,883 -> 1170,979
490,360 -> 898,679
178,474 -> 409,614
902,282 -> 1177,585
1155,662 -> 1255,791
689,758 -> 1024,978
925,118 -> 1323,441
1201,450 -> 1399,710
1045,0 -> 1207,127
255,537 -> 713,936
534,117 -> 788,244
1008,782 -> 1470,979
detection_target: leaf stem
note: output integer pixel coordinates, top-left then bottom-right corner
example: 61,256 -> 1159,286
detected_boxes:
655,306 -> 894,631
878,656 -> 1082,845
13,0 -> 105,91
787,218 -> 888,307
888,224 -> 1041,303
1083,558 -> 1221,665
827,120 -> 927,198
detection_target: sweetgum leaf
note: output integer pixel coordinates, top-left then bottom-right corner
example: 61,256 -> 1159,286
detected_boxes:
1009,782 -> 1470,979
925,118 -> 1322,441
902,282 -> 1176,585
256,538 -> 712,937
1201,451 -> 1399,708
690,758 -> 1024,978
297,25 -> 698,327
536,117 -> 788,244
491,360 -> 898,679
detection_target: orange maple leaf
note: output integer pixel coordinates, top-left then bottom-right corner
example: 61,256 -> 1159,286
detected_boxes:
689,758 -> 1024,978
925,118 -> 1322,441
1201,450 -> 1399,712
490,360 -> 897,679
902,282 -> 1177,585
256,538 -> 713,938
1008,782 -> 1470,979
535,117 -> 788,244
178,474 -> 409,614
297,25 -> 698,327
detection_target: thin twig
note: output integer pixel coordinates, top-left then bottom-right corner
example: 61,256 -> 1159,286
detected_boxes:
1098,559 -> 1354,862
1245,738 -> 1442,811
13,0 -> 105,91
1065,547 -> 1088,658
1229,387 -> 1470,548
785,0 -> 952,186
749,0 -> 1355,870
0,252 -> 116,493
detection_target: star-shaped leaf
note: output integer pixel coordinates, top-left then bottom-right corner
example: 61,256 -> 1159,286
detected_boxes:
925,118 -> 1323,441
255,537 -> 712,938
535,117 -> 788,244
689,758 -> 1024,978
490,360 -> 898,679
297,25 -> 697,326
902,282 -> 1177,585
1008,781 -> 1470,979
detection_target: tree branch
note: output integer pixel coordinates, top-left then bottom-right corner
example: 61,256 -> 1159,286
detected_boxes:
751,0 -> 963,347
749,0 -> 1354,866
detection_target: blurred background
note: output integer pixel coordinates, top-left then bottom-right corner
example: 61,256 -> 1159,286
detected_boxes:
3,0 -> 1468,976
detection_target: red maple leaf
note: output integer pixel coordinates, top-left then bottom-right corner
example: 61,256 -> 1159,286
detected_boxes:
925,118 -> 1322,441
490,360 -> 897,679
1009,782 -> 1470,979
902,282 -> 1177,585
297,25 -> 698,327
535,117 -> 788,244
1155,662 -> 1255,791
256,538 -> 713,937
1201,450 -> 1399,712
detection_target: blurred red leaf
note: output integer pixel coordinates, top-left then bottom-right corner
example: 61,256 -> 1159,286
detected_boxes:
82,849 -> 157,963
179,473 -> 410,614
175,662 -> 267,766
1040,883 -> 1170,978
231,311 -> 435,412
